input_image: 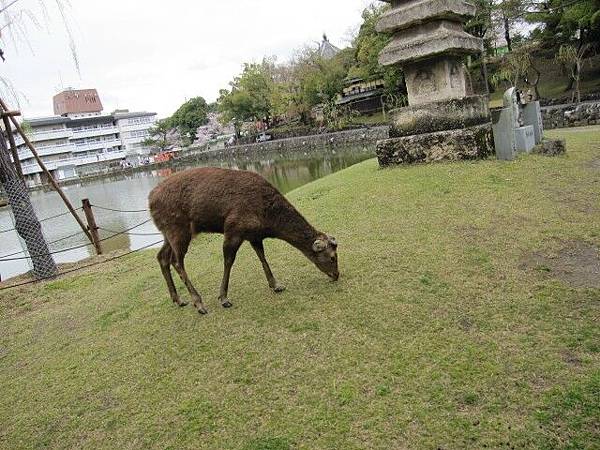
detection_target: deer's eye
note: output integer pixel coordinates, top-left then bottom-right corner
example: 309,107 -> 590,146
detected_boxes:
331,257 -> 336,263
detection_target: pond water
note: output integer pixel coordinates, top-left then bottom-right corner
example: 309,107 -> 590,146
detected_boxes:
0,146 -> 374,280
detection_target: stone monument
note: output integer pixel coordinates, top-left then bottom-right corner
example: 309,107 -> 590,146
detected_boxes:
492,87 -> 543,161
374,0 -> 494,166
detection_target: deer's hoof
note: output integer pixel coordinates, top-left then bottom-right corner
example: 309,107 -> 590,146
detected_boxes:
196,305 -> 209,315
173,298 -> 188,307
222,300 -> 233,308
273,284 -> 286,293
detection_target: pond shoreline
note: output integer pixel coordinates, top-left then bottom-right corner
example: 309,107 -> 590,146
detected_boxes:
29,126 -> 387,192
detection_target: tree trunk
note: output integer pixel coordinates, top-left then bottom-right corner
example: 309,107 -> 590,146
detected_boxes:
528,63 -> 542,100
565,71 -> 575,92
0,132 -> 57,279
503,15 -> 512,52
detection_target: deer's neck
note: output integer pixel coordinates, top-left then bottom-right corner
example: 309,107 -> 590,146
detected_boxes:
272,200 -> 319,253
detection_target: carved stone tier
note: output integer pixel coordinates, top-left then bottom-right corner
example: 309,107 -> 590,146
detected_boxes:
389,95 -> 489,136
376,123 -> 494,166
377,0 -> 476,34
379,20 -> 482,67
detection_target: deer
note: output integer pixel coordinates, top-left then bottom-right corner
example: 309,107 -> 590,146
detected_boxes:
148,167 -> 339,315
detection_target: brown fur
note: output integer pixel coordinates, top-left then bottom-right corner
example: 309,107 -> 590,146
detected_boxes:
148,167 -> 339,314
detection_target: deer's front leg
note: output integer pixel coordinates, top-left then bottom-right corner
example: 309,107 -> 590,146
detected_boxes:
219,234 -> 243,308
251,240 -> 285,293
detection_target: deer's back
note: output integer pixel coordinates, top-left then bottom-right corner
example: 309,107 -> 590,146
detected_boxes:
149,167 -> 283,235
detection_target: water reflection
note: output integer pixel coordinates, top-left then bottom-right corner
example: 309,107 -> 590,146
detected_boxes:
0,147 -> 373,279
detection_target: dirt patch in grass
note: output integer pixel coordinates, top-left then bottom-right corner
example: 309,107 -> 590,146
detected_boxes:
522,240 -> 600,289
561,350 -> 583,367
587,158 -> 600,171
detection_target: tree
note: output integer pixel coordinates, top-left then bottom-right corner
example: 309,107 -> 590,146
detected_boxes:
170,97 -> 209,144
490,42 -> 542,98
530,0 -> 600,45
466,0 -> 495,51
142,118 -> 172,151
218,59 -> 276,130
217,88 -> 253,138
348,3 -> 404,96
555,43 -> 591,102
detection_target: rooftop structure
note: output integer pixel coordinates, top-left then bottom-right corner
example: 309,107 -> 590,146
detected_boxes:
336,77 -> 386,115
318,34 -> 341,59
53,88 -> 104,117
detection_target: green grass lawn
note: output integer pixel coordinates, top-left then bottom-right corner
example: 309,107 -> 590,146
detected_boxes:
1,127 -> 599,449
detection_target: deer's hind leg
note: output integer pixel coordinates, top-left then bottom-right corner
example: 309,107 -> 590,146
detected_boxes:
157,242 -> 187,307
167,229 -> 208,315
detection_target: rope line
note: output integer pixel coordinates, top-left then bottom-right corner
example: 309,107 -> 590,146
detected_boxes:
98,226 -> 162,237
90,204 -> 149,214
0,207 -> 84,234
0,241 -> 94,261
38,208 -> 84,223
0,218 -> 155,262
0,230 -> 87,259
0,239 -> 164,291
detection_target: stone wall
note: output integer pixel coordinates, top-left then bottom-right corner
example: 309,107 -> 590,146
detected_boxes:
542,101 -> 600,129
193,126 -> 388,159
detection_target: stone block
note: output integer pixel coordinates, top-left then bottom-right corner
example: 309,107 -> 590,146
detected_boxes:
376,0 -> 477,33
389,95 -> 490,136
491,107 -> 517,161
376,123 -> 493,166
515,125 -> 535,153
379,20 -> 483,66
521,101 -> 543,144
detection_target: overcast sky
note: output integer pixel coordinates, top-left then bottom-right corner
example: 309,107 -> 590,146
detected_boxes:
1,0 -> 373,119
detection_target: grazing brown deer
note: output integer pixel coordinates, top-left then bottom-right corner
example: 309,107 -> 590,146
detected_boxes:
148,167 -> 339,315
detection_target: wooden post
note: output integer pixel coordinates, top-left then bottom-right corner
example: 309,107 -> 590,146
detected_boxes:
0,98 -> 94,245
82,198 -> 102,255
1,112 -> 23,179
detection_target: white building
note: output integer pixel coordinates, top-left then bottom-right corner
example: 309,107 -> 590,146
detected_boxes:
12,89 -> 156,186
115,110 -> 157,163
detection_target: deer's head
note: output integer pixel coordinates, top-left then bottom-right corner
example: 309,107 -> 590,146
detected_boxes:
308,234 -> 339,281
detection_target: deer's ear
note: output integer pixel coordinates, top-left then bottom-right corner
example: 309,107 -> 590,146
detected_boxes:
312,239 -> 327,252
329,237 -> 338,248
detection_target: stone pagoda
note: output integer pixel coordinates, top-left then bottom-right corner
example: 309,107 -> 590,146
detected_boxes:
375,0 -> 494,165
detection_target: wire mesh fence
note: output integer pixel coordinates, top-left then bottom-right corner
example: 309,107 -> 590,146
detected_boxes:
0,200 -> 164,289
0,130 -> 58,279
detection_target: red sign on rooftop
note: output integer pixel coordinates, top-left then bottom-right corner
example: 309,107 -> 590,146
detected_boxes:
53,89 -> 104,116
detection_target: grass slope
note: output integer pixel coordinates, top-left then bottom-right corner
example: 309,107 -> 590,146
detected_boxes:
1,127 -> 599,449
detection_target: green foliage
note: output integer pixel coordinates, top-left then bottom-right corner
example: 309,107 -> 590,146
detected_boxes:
170,96 -> 209,144
490,44 -> 537,88
143,118 -> 172,151
20,121 -> 33,137
218,4 -> 407,129
348,3 -> 404,96
527,0 -> 600,48
218,59 -> 275,134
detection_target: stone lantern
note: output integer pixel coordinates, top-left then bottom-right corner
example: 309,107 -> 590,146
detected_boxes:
375,0 -> 494,165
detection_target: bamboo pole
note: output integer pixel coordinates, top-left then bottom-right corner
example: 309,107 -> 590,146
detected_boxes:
82,198 -> 103,255
0,98 -> 94,244
2,113 -> 23,179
